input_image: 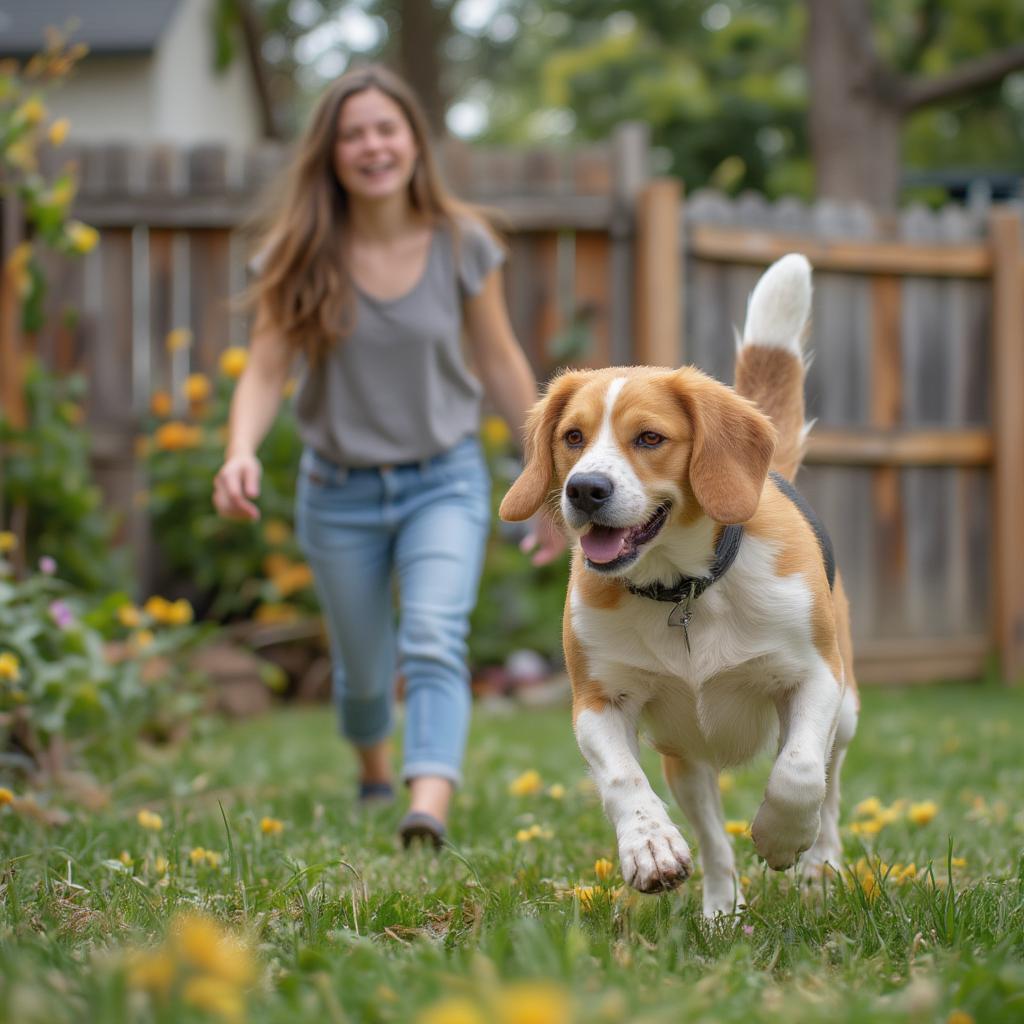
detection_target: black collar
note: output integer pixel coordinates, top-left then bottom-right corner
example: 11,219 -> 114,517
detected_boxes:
624,524 -> 744,605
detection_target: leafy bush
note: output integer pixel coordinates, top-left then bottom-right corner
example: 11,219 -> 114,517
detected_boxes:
0,555 -> 210,774
143,349 -> 318,622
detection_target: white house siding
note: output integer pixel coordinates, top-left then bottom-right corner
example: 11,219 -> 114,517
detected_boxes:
53,57 -> 155,142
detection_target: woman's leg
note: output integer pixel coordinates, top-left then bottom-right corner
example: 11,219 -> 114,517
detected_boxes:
297,480 -> 398,787
393,461 -> 490,823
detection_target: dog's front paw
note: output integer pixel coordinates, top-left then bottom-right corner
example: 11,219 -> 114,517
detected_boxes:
751,798 -> 820,871
619,823 -> 694,893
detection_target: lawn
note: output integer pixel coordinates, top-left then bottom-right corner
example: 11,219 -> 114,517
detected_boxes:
2,682 -> 1023,1024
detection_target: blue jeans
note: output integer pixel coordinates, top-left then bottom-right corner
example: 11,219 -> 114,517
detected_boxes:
294,436 -> 491,787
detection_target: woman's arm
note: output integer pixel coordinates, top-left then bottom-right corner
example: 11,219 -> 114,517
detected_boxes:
463,268 -> 566,565
213,305 -> 292,520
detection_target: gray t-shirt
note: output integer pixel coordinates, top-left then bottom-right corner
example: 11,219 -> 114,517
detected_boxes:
291,218 -> 504,467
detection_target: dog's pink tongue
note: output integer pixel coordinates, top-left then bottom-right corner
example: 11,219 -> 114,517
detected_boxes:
580,525 -> 628,564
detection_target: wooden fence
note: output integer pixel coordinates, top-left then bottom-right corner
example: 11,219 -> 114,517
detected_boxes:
2,125 -> 1022,685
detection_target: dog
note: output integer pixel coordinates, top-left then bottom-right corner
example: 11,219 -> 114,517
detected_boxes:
499,254 -> 858,917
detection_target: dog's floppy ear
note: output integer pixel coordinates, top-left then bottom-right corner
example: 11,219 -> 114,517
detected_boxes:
499,370 -> 585,522
675,369 -> 776,524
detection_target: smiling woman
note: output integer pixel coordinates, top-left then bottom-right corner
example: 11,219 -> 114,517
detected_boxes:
213,64 -> 566,848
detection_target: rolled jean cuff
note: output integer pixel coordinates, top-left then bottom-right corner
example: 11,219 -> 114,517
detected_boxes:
339,694 -> 392,747
401,760 -> 462,789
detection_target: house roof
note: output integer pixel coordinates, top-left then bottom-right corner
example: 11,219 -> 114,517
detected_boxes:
0,0 -> 182,57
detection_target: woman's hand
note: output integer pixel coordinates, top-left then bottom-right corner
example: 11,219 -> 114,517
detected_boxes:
519,510 -> 568,567
213,453 -> 262,521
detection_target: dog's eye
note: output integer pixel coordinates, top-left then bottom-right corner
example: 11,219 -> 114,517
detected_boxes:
637,431 -> 666,448
564,429 -> 585,447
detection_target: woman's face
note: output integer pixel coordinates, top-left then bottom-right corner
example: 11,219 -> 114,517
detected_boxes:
333,87 -> 419,204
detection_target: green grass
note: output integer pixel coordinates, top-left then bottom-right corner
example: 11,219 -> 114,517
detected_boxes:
2,683 -> 1024,1023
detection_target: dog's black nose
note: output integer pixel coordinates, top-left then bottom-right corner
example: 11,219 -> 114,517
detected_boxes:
566,472 -> 614,514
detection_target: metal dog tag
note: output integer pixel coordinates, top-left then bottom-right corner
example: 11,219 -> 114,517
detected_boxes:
667,581 -> 698,653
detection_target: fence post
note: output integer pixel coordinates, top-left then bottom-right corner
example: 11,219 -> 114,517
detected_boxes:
989,207 -> 1024,684
634,178 -> 682,367
610,122 -> 649,365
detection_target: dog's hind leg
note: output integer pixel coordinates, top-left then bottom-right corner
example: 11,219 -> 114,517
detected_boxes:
662,754 -> 745,918
802,684 -> 858,878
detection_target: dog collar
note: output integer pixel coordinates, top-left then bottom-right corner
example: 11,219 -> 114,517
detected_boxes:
624,524 -> 744,651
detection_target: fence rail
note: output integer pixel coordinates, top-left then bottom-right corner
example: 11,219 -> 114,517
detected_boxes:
2,127 -> 1022,686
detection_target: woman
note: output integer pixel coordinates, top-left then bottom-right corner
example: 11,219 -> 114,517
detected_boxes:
213,65 -> 563,847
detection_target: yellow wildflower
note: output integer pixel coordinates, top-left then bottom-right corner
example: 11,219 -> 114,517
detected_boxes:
850,818 -> 884,836
495,982 -> 573,1024
725,820 -> 750,837
144,595 -> 172,622
0,531 -> 18,553
189,846 -> 208,865
150,390 -> 173,417
951,856 -> 967,870
165,599 -> 193,626
182,976 -> 244,1024
172,912 -> 254,984
547,783 -> 565,799
165,327 -> 193,353
417,996 -> 488,1024
128,949 -> 175,998
133,629 -> 155,651
0,787 -> 14,806
908,800 -> 938,826
4,243 -> 32,297
154,856 -> 169,875
854,796 -> 883,818
573,885 -> 596,909
0,652 -> 21,682
594,857 -> 614,881
66,220 -> 99,254
137,809 -> 163,831
947,1012 -> 975,1024
16,96 -> 47,126
262,519 -> 291,546
48,117 -> 70,146
270,562 -> 313,597
7,139 -> 37,172
481,415 -> 510,449
219,346 -> 248,379
119,850 -> 134,867
153,421 -> 203,451
515,823 -> 552,842
260,816 -> 284,836
184,373 -> 211,404
509,770 -> 543,797
253,603 -> 299,625
118,603 -> 141,628
894,863 -> 917,883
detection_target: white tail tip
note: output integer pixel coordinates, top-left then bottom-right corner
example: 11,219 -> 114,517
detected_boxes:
742,253 -> 812,354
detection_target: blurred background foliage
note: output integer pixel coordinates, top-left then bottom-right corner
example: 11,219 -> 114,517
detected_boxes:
219,0 -> 1024,201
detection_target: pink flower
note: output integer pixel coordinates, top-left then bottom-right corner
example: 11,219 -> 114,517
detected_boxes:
49,600 -> 74,629
39,556 -> 57,575
742,924 -> 754,936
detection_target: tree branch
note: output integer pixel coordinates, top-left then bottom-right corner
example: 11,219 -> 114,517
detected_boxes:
902,43 -> 1024,112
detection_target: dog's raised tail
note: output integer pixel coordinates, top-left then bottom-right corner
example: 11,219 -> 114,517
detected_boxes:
734,253 -> 812,482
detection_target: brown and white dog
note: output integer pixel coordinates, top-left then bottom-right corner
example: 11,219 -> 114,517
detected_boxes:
500,255 -> 858,917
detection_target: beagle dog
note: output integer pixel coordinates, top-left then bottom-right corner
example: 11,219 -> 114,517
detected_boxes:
500,255 -> 858,917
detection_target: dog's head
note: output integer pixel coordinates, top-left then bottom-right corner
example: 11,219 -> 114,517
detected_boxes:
499,366 -> 776,576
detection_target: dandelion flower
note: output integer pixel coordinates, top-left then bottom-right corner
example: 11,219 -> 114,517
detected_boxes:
137,809 -> 163,831
165,599 -> 193,626
854,796 -> 883,818
417,996 -> 488,1024
508,770 -> 543,797
16,96 -> 47,126
119,850 -> 134,867
546,783 -> 565,800
850,818 -> 884,836
219,346 -> 248,379
189,846 -> 208,865
118,603 -> 141,628
182,975 -> 244,1023
172,912 -> 256,985
0,652 -> 21,683
515,823 -> 552,842
725,820 -> 750,837
154,856 -> 169,875
950,856 -> 967,870
496,981 -> 573,1024
144,596 -> 172,622
260,816 -> 284,836
0,531 -> 18,553
907,800 -> 938,826
594,857 -> 614,881
0,787 -> 14,806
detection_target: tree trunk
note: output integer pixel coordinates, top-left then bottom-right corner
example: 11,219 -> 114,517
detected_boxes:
397,0 -> 447,140
806,0 -> 903,209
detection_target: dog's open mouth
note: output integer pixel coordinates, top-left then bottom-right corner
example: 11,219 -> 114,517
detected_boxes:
580,503 -> 671,569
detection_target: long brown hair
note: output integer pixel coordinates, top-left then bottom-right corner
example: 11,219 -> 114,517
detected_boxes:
246,64 -> 487,361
